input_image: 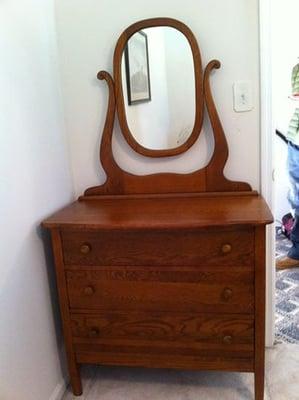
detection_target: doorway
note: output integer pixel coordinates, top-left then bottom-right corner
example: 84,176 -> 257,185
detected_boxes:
261,0 -> 299,346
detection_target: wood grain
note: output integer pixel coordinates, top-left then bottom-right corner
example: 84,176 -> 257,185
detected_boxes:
50,229 -> 82,396
61,228 -> 254,267
70,312 -> 254,345
42,195 -> 273,230
83,61 -> 252,197
66,267 -> 254,314
41,17 -> 274,398
76,351 -> 254,373
82,48 -> 252,197
254,226 -> 266,400
203,60 -> 250,192
75,342 -> 253,359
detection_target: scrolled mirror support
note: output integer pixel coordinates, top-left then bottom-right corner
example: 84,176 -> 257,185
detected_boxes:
203,60 -> 251,192
80,18 -> 253,199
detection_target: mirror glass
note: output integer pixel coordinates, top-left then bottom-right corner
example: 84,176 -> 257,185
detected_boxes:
121,26 -> 196,150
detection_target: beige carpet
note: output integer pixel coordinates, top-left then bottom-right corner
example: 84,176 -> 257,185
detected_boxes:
63,344 -> 299,400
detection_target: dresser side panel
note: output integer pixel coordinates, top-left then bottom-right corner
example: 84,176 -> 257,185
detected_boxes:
254,225 -> 266,400
50,228 -> 82,395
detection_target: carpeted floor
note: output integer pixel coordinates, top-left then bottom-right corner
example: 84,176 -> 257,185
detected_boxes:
275,231 -> 299,343
62,344 -> 299,400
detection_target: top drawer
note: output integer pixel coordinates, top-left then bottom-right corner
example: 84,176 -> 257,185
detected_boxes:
61,228 -> 254,267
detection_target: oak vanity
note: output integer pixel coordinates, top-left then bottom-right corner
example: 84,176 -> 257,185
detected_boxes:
43,18 -> 273,399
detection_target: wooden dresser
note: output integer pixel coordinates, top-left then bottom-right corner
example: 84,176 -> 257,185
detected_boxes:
43,18 -> 273,399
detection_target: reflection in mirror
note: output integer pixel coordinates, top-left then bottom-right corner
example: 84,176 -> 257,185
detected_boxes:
122,26 -> 195,151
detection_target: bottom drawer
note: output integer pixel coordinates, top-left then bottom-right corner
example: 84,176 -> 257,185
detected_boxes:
71,312 -> 254,371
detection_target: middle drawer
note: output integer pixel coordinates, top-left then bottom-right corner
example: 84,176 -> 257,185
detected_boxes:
66,266 -> 254,314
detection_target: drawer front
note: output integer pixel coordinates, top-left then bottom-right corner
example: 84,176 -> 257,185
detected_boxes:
66,267 -> 254,313
71,312 -> 254,372
71,312 -> 254,347
61,228 -> 254,267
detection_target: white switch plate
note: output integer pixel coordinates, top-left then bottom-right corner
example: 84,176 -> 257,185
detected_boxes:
233,81 -> 253,112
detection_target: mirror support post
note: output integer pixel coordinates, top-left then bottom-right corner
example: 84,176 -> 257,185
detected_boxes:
204,60 -> 252,192
80,19 -> 253,198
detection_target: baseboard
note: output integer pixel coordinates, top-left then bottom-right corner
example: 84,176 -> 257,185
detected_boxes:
49,377 -> 68,400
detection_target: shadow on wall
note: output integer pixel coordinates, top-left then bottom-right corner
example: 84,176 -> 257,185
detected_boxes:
0,224 -> 69,398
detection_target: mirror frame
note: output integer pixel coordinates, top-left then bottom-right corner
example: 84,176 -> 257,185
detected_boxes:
113,18 -> 204,157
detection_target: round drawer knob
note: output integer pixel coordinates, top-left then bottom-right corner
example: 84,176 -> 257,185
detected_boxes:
83,286 -> 94,296
223,335 -> 233,345
222,287 -> 233,301
89,328 -> 99,337
80,243 -> 91,254
221,243 -> 232,254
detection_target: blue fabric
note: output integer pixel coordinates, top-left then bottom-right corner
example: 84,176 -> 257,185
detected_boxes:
287,142 -> 299,210
288,216 -> 299,259
287,142 -> 299,259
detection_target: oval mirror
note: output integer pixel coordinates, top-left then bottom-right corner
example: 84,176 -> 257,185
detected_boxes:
114,19 -> 203,157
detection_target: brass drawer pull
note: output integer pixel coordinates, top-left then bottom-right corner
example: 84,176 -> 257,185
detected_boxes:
83,286 -> 94,296
222,287 -> 233,301
80,243 -> 91,254
221,243 -> 232,254
223,335 -> 233,345
89,328 -> 99,337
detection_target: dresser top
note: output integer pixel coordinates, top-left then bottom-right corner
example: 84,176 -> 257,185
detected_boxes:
42,194 -> 273,230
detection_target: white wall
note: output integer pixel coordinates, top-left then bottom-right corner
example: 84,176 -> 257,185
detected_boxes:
163,27 -> 195,148
123,27 -> 195,150
55,0 -> 260,196
272,0 -> 299,222
123,28 -> 171,149
0,1 -> 74,399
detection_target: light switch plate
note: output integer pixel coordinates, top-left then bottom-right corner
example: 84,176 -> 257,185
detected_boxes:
233,81 -> 253,112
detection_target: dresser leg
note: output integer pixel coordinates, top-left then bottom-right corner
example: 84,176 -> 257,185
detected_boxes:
69,362 -> 82,396
254,368 -> 265,400
254,226 -> 266,400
